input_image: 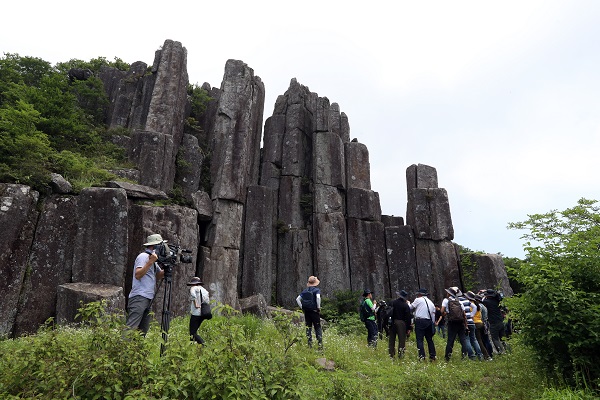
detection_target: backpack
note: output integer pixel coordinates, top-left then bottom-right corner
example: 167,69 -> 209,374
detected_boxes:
447,298 -> 464,322
359,300 -> 373,322
300,287 -> 318,310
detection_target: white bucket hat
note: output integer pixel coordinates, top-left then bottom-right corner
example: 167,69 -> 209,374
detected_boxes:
143,233 -> 166,246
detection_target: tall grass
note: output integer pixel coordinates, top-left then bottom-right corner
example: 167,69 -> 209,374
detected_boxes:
0,303 -> 596,399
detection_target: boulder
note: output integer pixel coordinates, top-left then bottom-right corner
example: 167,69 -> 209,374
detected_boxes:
56,283 -> 125,325
191,190 -> 213,220
49,173 -> 72,194
239,293 -> 269,318
105,181 -> 169,200
461,253 -> 514,296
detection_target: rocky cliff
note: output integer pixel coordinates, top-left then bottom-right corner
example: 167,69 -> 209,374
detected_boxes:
0,39 -> 513,337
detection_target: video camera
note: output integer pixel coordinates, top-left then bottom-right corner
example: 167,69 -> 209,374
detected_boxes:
155,241 -> 193,276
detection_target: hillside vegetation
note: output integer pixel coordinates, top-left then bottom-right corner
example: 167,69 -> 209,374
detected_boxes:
0,301 -> 596,399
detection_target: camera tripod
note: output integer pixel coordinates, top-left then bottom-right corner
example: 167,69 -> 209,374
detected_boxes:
158,263 -> 174,357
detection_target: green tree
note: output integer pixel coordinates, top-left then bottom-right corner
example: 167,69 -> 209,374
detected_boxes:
0,99 -> 52,185
507,198 -> 600,390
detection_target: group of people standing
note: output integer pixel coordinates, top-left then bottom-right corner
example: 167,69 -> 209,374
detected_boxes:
127,236 -> 508,359
370,286 -> 509,361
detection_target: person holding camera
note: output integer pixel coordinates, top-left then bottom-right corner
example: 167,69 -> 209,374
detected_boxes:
126,234 -> 165,335
188,276 -> 211,345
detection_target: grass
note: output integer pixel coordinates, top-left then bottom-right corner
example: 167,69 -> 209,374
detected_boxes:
0,304 -> 596,399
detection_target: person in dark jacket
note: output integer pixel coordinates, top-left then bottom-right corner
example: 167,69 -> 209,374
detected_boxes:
296,276 -> 323,349
483,289 -> 506,354
388,290 -> 412,358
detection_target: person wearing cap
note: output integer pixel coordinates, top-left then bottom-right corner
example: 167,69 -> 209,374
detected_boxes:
441,286 -> 470,361
126,233 -> 166,335
388,289 -> 412,358
296,276 -> 323,349
361,289 -> 379,348
188,277 -> 210,345
483,289 -> 506,354
409,288 -> 437,361
468,291 -> 492,360
463,291 -> 483,360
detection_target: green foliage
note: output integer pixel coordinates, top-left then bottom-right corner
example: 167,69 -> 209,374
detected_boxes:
187,83 -> 211,118
1,301 -> 596,399
320,289 -> 363,321
507,198 -> 600,390
0,53 -> 131,191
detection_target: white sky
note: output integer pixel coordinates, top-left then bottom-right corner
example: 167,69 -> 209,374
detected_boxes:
3,1 -> 600,258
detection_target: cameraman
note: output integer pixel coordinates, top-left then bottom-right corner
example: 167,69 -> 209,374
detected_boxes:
126,233 -> 165,335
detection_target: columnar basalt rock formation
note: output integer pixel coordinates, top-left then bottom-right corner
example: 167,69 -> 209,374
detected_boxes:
0,40 -> 514,337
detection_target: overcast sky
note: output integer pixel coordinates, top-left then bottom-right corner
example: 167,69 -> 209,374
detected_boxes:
3,1 -> 600,258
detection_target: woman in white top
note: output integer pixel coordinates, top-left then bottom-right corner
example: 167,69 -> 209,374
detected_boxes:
188,277 -> 210,344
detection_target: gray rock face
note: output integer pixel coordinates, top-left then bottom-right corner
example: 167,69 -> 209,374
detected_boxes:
175,134 -> 204,201
56,283 -> 125,325
72,187 -> 129,287
462,253 -> 514,296
314,212 -> 350,296
241,186 -> 274,299
100,61 -> 153,130
385,225 -> 418,297
0,184 -> 39,337
346,188 -> 382,221
0,49 -> 516,335
210,59 -> 265,202
347,219 -> 388,298
406,188 -> 454,240
345,141 -> 370,190
406,163 -> 438,190
382,215 -> 404,227
191,190 -> 213,220
276,229 -> 312,308
415,239 -> 461,305
128,129 -> 176,191
13,196 -> 77,336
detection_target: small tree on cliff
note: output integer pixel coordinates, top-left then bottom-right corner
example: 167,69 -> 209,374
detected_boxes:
507,198 -> 600,390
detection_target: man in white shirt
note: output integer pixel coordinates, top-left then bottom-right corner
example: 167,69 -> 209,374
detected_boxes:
126,234 -> 165,335
410,288 -> 437,361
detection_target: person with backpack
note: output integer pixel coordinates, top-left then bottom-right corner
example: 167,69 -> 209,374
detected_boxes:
409,288 -> 437,361
441,286 -> 470,361
295,276 -> 323,349
388,290 -> 412,359
360,289 -> 379,348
